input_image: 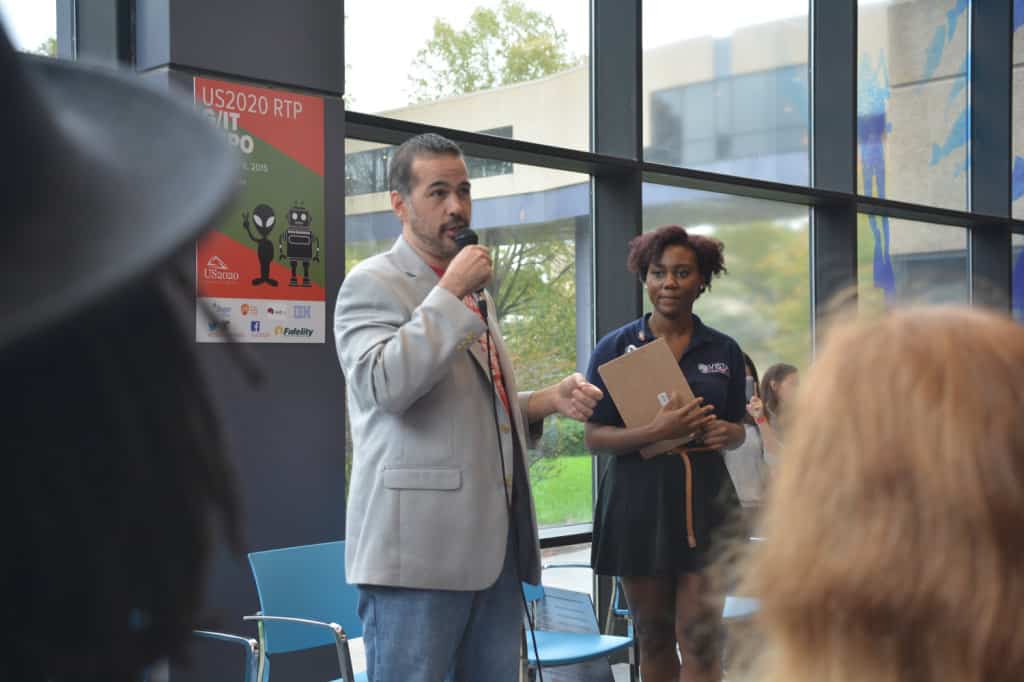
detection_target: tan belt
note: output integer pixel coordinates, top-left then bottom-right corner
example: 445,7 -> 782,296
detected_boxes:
679,451 -> 696,548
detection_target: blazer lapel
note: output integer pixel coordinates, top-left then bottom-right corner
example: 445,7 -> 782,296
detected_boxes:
388,235 -> 438,300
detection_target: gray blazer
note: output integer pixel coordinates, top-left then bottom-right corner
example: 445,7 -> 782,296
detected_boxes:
334,236 -> 543,590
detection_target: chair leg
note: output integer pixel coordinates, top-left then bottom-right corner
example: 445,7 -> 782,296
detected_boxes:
519,625 -> 528,682
604,579 -> 620,634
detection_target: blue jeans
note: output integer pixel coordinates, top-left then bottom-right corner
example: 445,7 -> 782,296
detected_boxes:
357,534 -> 522,682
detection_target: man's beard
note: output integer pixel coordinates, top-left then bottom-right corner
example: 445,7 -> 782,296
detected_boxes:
411,215 -> 468,259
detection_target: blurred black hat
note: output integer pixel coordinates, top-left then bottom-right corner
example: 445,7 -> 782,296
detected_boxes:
0,26 -> 237,349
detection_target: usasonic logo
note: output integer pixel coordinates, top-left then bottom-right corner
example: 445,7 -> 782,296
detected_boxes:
203,256 -> 240,282
274,326 -> 314,338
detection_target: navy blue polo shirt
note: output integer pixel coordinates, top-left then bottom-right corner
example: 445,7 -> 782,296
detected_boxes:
586,313 -> 747,432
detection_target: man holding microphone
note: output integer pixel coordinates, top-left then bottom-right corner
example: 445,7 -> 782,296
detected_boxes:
334,133 -> 602,681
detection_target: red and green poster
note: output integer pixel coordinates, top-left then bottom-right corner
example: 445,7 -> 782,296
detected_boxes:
193,76 -> 325,343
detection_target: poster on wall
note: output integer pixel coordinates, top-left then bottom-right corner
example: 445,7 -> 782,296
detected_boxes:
193,76 -> 325,343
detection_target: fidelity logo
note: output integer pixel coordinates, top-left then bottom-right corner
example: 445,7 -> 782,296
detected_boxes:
203,256 -> 240,282
274,326 -> 315,338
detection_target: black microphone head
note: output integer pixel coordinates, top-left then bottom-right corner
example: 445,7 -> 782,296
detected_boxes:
453,228 -> 479,251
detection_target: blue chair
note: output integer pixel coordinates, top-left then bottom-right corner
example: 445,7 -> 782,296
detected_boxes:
521,565 -> 637,681
603,575 -> 633,636
245,541 -> 365,682
193,630 -> 260,682
143,630 -> 258,682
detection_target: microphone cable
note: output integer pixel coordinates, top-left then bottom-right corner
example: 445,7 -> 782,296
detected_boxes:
479,295 -> 544,682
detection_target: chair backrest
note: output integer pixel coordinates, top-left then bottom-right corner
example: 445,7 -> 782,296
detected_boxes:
248,540 -> 362,655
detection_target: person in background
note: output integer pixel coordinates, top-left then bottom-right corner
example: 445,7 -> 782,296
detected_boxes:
741,307 -> 1024,682
722,353 -> 778,534
1,25 -> 241,682
758,363 -> 798,462
585,225 -> 747,682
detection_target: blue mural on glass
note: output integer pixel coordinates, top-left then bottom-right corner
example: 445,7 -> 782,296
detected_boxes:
927,0 -> 969,179
858,51 -> 896,298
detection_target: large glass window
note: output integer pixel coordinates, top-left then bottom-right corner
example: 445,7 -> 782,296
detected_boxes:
344,1 -> 589,151
641,184 -> 812,373
858,0 -> 969,211
857,215 -> 968,313
344,139 -> 593,529
346,128 -> 513,196
643,2 -> 810,185
1014,0 -> 1024,219
0,2 -> 57,56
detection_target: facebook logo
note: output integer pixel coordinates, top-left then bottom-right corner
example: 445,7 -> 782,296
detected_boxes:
251,320 -> 261,332
293,305 -> 312,319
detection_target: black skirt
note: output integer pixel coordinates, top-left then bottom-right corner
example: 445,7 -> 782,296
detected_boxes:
591,449 -> 740,577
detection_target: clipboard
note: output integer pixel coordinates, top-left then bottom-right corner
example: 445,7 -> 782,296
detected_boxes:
597,337 -> 700,458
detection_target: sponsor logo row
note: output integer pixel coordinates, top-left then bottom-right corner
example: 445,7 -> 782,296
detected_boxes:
241,302 -> 313,319
205,300 -> 318,339
210,301 -> 313,320
205,319 -> 315,339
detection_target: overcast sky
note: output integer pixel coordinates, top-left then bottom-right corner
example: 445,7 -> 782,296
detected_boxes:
1,0 -> 888,111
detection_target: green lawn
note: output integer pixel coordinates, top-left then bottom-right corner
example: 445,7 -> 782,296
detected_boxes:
529,455 -> 593,527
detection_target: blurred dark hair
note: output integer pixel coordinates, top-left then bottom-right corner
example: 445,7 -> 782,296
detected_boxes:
388,132 -> 464,197
761,362 -> 799,420
626,225 -> 726,292
741,352 -> 760,426
3,271 -> 240,682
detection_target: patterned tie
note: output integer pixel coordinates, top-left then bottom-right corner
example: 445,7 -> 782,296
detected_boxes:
462,295 -> 511,416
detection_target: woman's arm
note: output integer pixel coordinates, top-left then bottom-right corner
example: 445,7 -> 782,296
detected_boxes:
699,418 -> 746,451
584,396 -> 714,456
701,341 -> 749,451
746,396 -> 780,462
758,418 -> 782,463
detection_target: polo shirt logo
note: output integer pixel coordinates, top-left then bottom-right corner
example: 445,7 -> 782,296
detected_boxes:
698,362 -> 730,376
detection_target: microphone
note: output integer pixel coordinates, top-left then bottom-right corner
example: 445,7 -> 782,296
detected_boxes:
452,228 -> 488,321
452,226 -> 479,251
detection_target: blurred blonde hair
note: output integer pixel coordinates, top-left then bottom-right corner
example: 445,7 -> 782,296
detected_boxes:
741,306 -> 1024,682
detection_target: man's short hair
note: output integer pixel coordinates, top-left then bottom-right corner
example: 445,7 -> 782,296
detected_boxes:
388,133 -> 464,198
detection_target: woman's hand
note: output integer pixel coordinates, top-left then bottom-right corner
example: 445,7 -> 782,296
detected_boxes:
649,395 -> 714,442
701,418 -> 745,450
746,395 -> 765,421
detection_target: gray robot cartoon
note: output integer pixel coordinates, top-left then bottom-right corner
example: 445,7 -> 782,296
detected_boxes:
278,201 -> 320,287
